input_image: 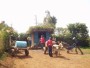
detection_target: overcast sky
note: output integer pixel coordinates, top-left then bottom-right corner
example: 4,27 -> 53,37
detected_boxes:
0,0 -> 90,35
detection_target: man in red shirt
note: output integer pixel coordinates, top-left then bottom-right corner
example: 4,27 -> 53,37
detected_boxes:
40,35 -> 45,49
47,37 -> 53,57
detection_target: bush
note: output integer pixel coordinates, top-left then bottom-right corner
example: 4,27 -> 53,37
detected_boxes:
0,31 -> 10,57
88,37 -> 90,47
0,31 -> 4,56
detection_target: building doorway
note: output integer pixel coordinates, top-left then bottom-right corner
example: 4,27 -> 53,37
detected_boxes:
38,32 -> 46,40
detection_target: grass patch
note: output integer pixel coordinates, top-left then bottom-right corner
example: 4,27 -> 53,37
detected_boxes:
81,47 -> 90,54
0,52 -> 9,60
81,46 -> 90,49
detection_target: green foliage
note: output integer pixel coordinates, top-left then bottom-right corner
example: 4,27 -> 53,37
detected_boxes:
0,21 -> 8,30
0,30 -> 9,56
0,21 -> 9,55
18,33 -> 27,41
81,47 -> 90,54
3,31 -> 10,49
67,23 -> 89,38
0,52 -> 9,60
0,31 -> 4,55
87,37 -> 90,47
0,21 -> 18,56
43,11 -> 57,27
27,23 -> 54,34
0,30 -> 10,56
52,16 -> 57,25
54,27 -> 72,43
67,23 -> 89,47
56,27 -> 70,35
44,16 -> 57,25
54,23 -> 89,46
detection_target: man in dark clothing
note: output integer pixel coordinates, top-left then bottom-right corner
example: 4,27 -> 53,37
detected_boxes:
47,37 -> 53,57
72,37 -> 84,55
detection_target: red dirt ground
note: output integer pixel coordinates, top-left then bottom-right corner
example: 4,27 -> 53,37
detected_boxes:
0,49 -> 90,68
12,49 -> 90,68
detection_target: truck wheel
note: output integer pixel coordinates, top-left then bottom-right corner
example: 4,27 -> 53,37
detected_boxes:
25,49 -> 29,56
11,49 -> 16,57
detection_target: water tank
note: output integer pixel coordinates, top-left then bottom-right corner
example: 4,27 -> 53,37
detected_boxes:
15,41 -> 27,48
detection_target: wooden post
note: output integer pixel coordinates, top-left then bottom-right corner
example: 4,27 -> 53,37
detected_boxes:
31,33 -> 34,46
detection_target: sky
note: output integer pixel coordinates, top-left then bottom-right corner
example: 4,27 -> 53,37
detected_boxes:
0,0 -> 90,35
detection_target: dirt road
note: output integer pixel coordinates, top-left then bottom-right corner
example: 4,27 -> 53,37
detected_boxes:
12,49 -> 90,68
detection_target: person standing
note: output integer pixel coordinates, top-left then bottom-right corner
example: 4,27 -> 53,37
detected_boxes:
27,37 -> 31,47
43,40 -> 48,54
73,37 -> 84,55
40,35 -> 45,49
57,41 -> 63,50
47,37 -> 53,57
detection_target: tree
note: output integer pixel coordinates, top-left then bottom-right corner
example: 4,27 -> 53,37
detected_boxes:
67,23 -> 89,47
56,27 -> 69,35
0,21 -> 8,30
18,33 -> 27,41
54,27 -> 72,43
0,21 -> 18,50
43,10 -> 57,27
52,16 -> 57,25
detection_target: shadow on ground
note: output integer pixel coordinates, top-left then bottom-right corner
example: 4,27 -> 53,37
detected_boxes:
53,55 -> 70,60
14,55 -> 32,59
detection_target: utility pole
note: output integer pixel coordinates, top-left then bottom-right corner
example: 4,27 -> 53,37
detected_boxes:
35,15 -> 37,25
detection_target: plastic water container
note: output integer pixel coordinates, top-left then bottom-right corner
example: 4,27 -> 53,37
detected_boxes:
15,41 -> 27,48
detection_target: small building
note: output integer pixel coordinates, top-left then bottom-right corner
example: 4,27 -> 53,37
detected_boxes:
28,26 -> 54,46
